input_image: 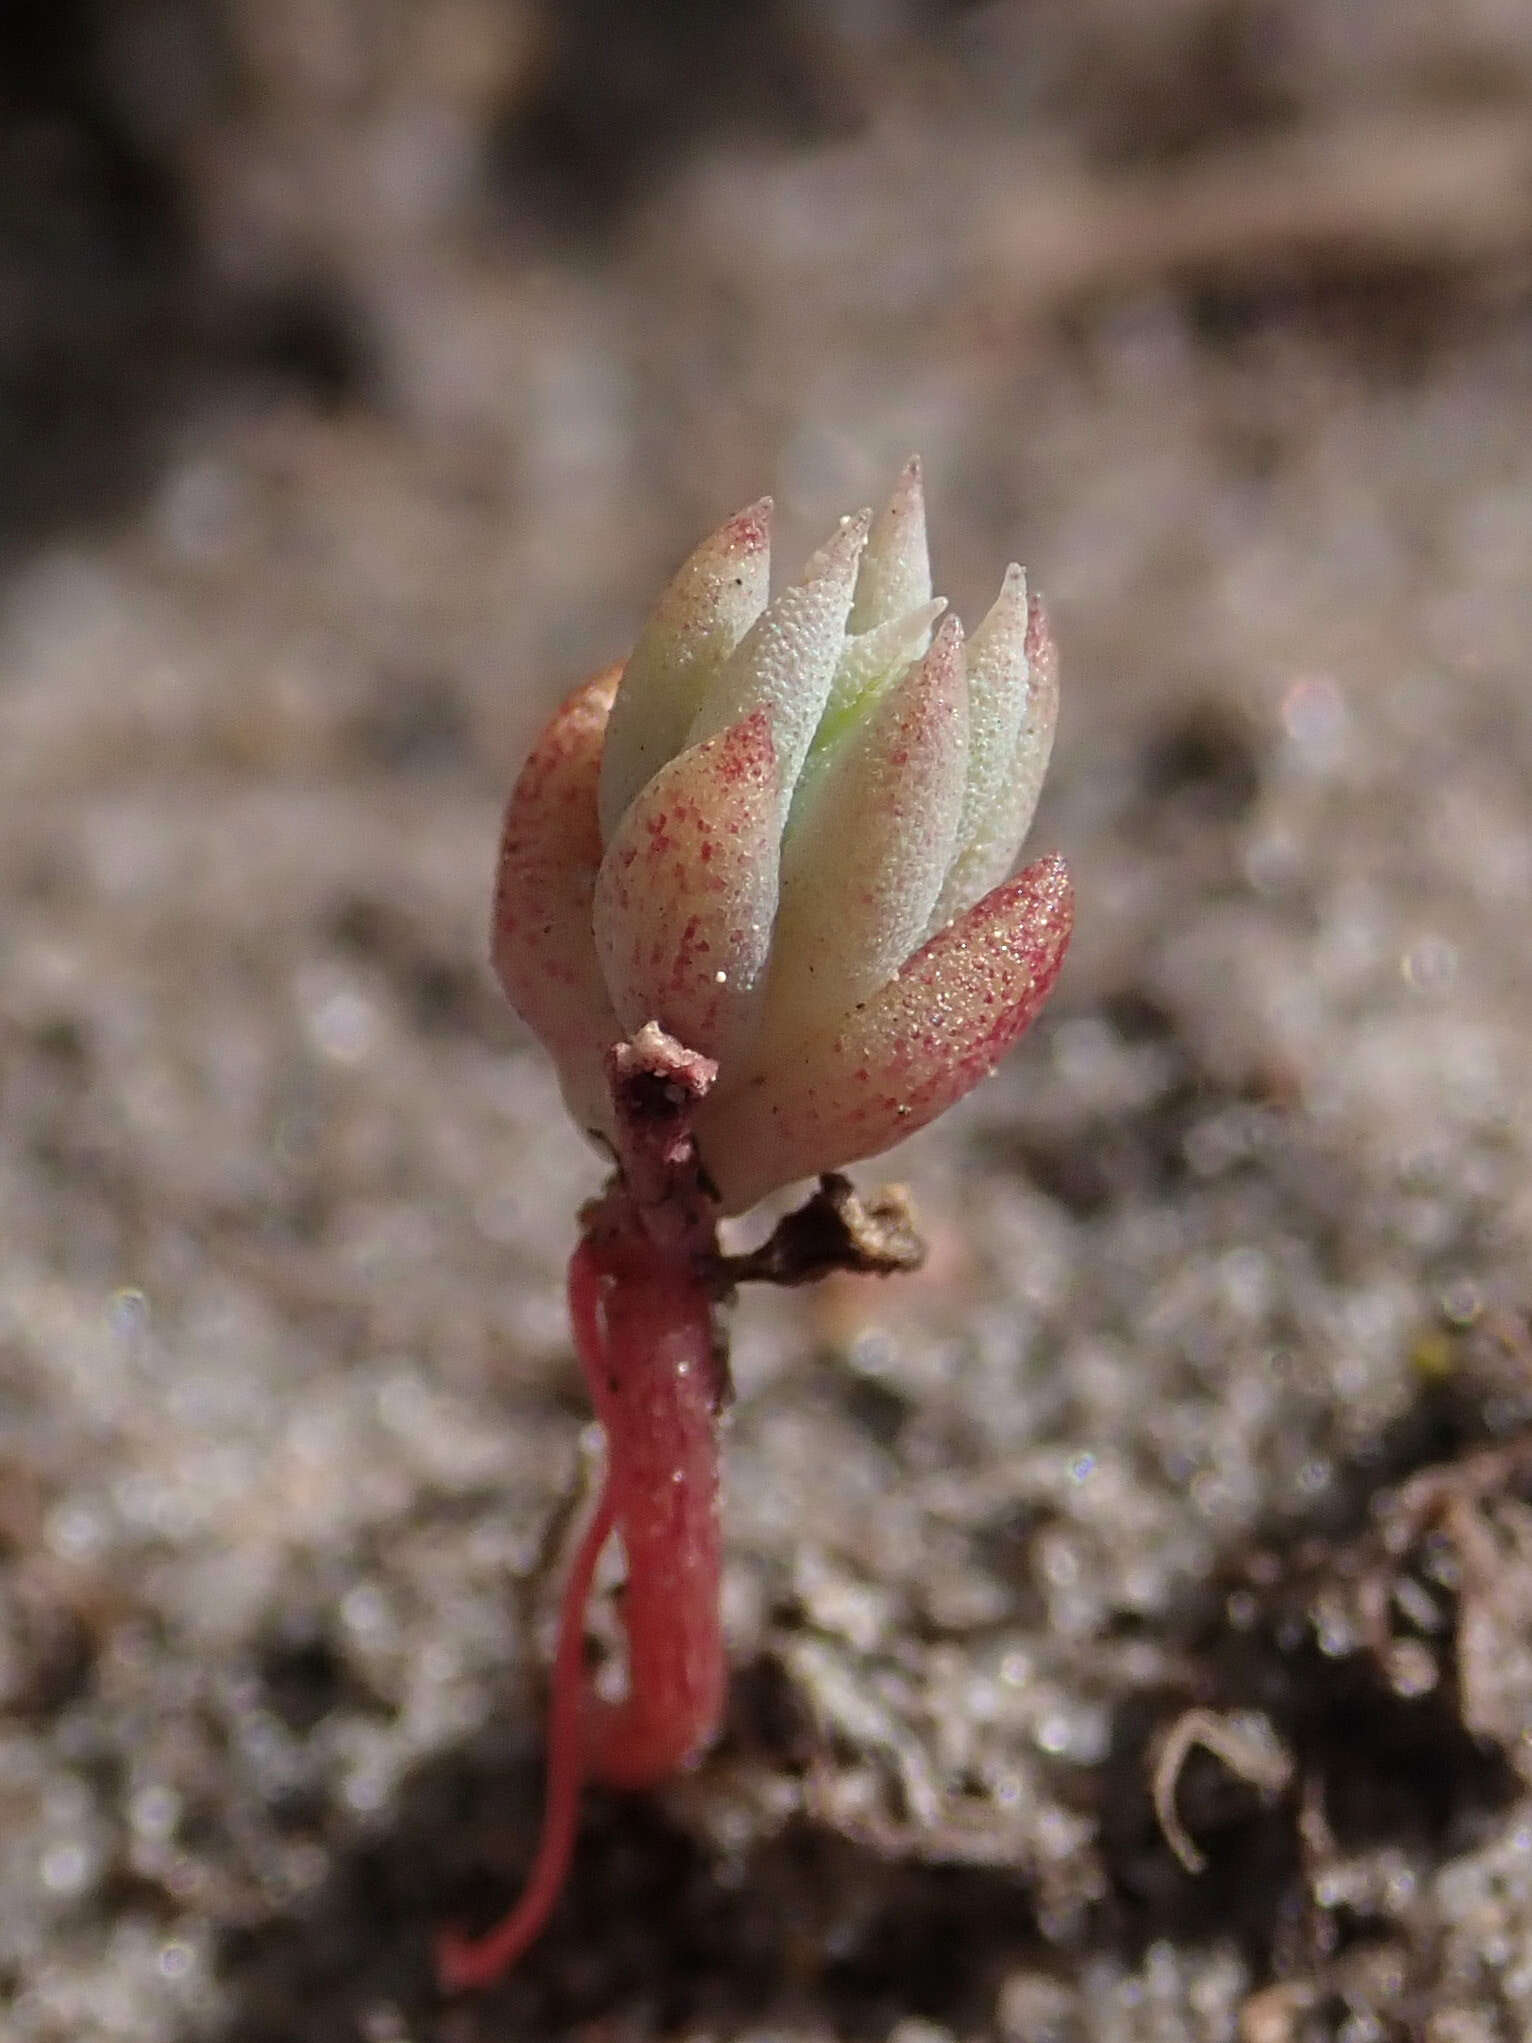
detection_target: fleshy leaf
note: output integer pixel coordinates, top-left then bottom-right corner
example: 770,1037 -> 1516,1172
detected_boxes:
492,669 -> 623,1138
849,456 -> 931,633
928,588 -> 1059,933
686,511 -> 867,806
815,597 -> 946,746
598,499 -> 771,842
697,855 -> 1074,1213
593,709 -> 780,1071
765,614 -> 969,1038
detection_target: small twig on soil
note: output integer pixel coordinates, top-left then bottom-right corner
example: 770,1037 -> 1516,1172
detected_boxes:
1151,1706 -> 1295,1875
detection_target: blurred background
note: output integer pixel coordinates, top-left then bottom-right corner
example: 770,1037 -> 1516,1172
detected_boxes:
2,4 -> 1531,2039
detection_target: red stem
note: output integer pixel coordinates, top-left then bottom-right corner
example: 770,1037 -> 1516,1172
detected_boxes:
580,1235 -> 725,1788
436,1232 -> 723,1992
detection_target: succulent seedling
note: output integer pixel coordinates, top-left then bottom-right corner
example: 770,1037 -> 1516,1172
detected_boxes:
436,460 -> 1072,1990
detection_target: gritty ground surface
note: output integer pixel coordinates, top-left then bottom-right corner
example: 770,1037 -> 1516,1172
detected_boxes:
3,4 -> 1532,2040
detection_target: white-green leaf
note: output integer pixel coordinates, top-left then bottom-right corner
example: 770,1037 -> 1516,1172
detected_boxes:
598,498 -> 771,841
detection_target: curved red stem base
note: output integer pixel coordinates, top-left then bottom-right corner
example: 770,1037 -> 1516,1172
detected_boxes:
436,1234 -> 723,1993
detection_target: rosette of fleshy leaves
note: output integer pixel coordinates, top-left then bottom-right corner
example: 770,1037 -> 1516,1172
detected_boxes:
494,460 -> 1072,1215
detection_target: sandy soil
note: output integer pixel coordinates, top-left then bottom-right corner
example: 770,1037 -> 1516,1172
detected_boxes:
2,4 -> 1532,2038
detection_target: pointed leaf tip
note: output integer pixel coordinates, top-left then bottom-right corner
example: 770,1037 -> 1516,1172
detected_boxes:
799,505 -> 872,586
928,570 -> 1060,933
850,457 -> 931,634
598,498 -> 774,840
724,495 -> 773,553
686,508 -> 868,800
